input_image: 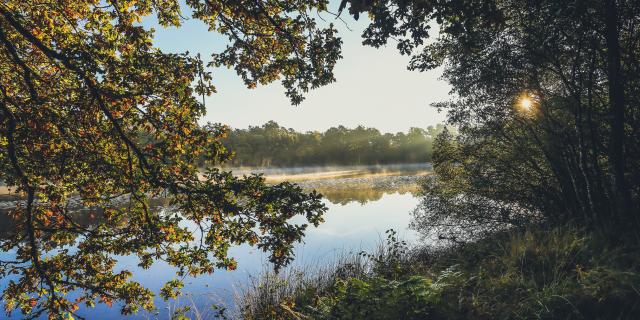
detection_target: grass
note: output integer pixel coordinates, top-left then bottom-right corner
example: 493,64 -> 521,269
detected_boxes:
157,293 -> 230,320
238,226 -> 640,319
237,253 -> 369,319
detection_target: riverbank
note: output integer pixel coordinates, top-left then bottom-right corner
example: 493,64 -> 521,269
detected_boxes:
239,224 -> 640,319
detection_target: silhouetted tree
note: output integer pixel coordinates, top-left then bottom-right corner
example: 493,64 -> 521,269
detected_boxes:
339,0 -> 640,235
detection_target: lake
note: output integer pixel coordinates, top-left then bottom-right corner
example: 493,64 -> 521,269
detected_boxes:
0,164 -> 429,319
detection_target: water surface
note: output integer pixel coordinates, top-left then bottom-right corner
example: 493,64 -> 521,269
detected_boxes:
0,165 -> 425,319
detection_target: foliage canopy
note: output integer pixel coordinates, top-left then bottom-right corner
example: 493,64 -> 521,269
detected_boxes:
338,0 -> 640,238
0,0 -> 341,317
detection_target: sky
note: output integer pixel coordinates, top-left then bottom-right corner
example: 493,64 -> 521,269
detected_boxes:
147,3 -> 451,134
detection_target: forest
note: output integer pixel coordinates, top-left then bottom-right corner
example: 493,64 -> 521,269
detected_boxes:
222,121 -> 448,167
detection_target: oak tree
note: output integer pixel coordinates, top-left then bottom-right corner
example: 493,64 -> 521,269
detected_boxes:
0,0 -> 340,317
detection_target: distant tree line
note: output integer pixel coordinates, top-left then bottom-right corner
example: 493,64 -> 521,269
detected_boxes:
221,121 -> 448,167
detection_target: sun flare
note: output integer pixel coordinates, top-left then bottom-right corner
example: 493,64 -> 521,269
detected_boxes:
518,94 -> 535,112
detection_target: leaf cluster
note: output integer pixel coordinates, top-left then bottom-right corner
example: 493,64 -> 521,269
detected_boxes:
0,0 -> 339,317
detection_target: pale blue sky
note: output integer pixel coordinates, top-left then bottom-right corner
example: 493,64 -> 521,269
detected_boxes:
148,3 -> 450,133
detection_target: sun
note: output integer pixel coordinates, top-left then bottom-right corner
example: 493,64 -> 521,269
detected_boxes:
518,94 -> 535,112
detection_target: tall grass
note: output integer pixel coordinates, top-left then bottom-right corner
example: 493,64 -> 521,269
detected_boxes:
237,252 -> 369,319
238,226 -> 640,319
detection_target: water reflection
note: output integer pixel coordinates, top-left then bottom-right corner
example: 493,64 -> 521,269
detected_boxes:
313,184 -> 419,205
0,186 -> 418,241
0,198 -> 172,239
294,173 -> 424,206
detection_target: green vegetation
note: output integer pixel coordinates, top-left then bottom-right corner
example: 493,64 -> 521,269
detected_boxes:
338,0 -> 640,232
222,121 -> 448,167
2,0 -> 640,318
241,227 -> 640,319
0,0 -> 337,317
239,0 -> 640,318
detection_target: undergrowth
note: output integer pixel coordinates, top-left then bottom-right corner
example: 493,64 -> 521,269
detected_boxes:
239,226 -> 640,319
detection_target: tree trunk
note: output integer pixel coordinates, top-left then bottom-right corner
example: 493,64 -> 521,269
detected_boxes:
603,0 -> 632,221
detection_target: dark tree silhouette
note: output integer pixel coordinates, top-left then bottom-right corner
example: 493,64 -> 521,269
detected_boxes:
338,0 -> 640,235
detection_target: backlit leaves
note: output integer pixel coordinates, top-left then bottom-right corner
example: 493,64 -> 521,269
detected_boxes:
0,0 -> 334,317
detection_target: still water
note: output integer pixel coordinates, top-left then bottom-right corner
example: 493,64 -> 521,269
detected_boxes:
0,166 -> 425,319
